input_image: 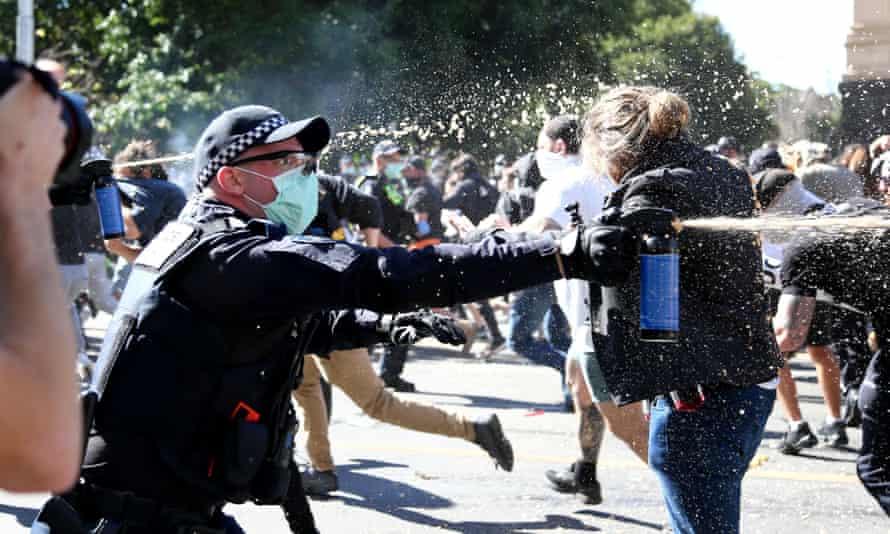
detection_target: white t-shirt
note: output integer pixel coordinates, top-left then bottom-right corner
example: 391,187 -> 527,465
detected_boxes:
532,165 -> 615,348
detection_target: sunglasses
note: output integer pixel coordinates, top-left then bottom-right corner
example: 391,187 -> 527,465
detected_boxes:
231,150 -> 317,172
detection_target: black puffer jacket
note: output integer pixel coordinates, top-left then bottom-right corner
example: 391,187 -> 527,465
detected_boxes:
593,137 -> 781,404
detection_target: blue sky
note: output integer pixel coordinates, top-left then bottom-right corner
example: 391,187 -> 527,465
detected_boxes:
693,0 -> 854,94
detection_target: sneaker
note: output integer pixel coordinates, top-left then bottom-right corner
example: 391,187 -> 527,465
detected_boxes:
473,414 -> 514,471
381,375 -> 416,393
301,468 -> 338,496
818,420 -> 850,448
779,422 -> 818,455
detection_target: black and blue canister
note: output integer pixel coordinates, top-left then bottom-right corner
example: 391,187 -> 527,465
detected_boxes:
83,158 -> 125,239
639,230 -> 679,342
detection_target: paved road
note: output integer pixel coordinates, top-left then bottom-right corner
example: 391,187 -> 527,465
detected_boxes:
1,328 -> 886,533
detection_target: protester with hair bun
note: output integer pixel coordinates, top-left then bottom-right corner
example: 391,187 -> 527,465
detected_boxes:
581,86 -> 781,533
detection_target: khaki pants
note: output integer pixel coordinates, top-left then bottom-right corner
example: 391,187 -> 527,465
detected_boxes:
293,348 -> 476,471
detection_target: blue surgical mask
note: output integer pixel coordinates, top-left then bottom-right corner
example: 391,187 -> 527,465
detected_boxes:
385,162 -> 406,180
241,165 -> 318,235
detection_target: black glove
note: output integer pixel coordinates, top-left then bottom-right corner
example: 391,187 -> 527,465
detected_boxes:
559,224 -> 638,287
385,311 -> 467,346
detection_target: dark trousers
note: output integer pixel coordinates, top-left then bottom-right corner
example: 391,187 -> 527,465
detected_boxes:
380,344 -> 409,379
477,300 -> 504,342
858,349 -> 890,516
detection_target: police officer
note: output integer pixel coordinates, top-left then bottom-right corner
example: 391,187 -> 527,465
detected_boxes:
774,201 -> 890,516
33,105 -> 637,533
357,140 -> 419,391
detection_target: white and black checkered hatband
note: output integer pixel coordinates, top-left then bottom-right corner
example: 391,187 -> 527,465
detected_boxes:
198,114 -> 288,187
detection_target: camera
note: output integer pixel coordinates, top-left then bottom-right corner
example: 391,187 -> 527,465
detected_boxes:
0,59 -> 94,204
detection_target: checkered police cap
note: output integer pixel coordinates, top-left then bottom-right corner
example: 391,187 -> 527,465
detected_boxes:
194,105 -> 331,189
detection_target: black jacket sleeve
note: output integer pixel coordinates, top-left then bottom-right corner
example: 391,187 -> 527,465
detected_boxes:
305,309 -> 388,355
184,230 -> 563,320
319,174 -> 383,229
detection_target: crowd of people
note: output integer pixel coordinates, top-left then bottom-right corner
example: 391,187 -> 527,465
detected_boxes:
6,52 -> 890,533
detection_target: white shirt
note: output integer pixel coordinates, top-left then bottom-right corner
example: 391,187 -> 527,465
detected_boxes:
532,163 -> 615,351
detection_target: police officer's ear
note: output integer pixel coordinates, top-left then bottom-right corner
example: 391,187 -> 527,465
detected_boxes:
216,166 -> 247,195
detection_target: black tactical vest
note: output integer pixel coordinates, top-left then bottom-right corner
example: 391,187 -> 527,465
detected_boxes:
91,218 -> 304,505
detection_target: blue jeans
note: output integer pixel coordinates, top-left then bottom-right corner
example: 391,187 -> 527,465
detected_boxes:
649,384 -> 775,534
507,283 -> 570,373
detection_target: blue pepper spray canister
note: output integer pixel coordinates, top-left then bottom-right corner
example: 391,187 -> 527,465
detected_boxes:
82,158 -> 125,239
622,207 -> 702,410
94,174 -> 125,239
639,230 -> 680,342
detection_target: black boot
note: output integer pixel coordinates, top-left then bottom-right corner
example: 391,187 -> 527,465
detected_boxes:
473,414 -> 514,471
573,460 -> 602,505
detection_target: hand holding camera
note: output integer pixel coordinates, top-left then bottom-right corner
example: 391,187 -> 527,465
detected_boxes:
0,70 -> 65,204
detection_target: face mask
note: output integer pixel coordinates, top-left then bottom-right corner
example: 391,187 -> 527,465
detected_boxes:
385,162 -> 406,180
241,165 -> 319,235
535,149 -> 581,181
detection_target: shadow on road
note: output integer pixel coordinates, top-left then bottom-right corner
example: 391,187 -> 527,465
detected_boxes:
329,458 -> 602,533
0,503 -> 39,527
577,509 -> 664,531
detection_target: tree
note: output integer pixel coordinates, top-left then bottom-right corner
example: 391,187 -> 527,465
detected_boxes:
2,1 -> 778,165
603,12 -> 777,149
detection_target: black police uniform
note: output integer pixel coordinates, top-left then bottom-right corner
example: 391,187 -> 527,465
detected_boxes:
356,172 -> 416,387
782,215 -> 890,516
68,195 -> 585,532
356,172 -> 415,244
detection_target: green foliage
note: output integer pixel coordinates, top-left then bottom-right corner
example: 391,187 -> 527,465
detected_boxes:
603,12 -> 777,148
6,0 -> 779,161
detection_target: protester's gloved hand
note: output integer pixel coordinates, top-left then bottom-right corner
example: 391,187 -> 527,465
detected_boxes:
387,311 -> 467,346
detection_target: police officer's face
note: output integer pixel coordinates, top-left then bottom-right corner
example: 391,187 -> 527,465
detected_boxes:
222,138 -> 306,215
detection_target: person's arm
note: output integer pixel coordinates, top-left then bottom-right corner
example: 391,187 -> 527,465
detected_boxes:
104,208 -> 143,263
514,180 -> 569,233
362,227 -> 380,247
202,225 -> 636,318
0,72 -> 82,492
773,293 -> 816,352
442,180 -> 471,211
306,309 -> 464,355
774,236 -> 833,352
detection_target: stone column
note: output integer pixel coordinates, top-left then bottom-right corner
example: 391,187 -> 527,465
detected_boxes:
840,0 -> 890,144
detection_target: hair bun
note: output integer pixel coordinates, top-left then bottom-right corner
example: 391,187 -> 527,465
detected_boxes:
647,91 -> 689,140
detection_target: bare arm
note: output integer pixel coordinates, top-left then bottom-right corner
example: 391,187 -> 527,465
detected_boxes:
361,227 -> 380,248
773,294 -> 816,352
514,215 -> 561,233
0,73 -> 82,492
104,209 -> 143,263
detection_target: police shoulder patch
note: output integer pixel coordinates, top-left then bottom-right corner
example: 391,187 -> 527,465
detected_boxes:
135,222 -> 200,272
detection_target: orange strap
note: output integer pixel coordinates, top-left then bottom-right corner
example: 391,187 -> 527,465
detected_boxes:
409,237 -> 442,250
